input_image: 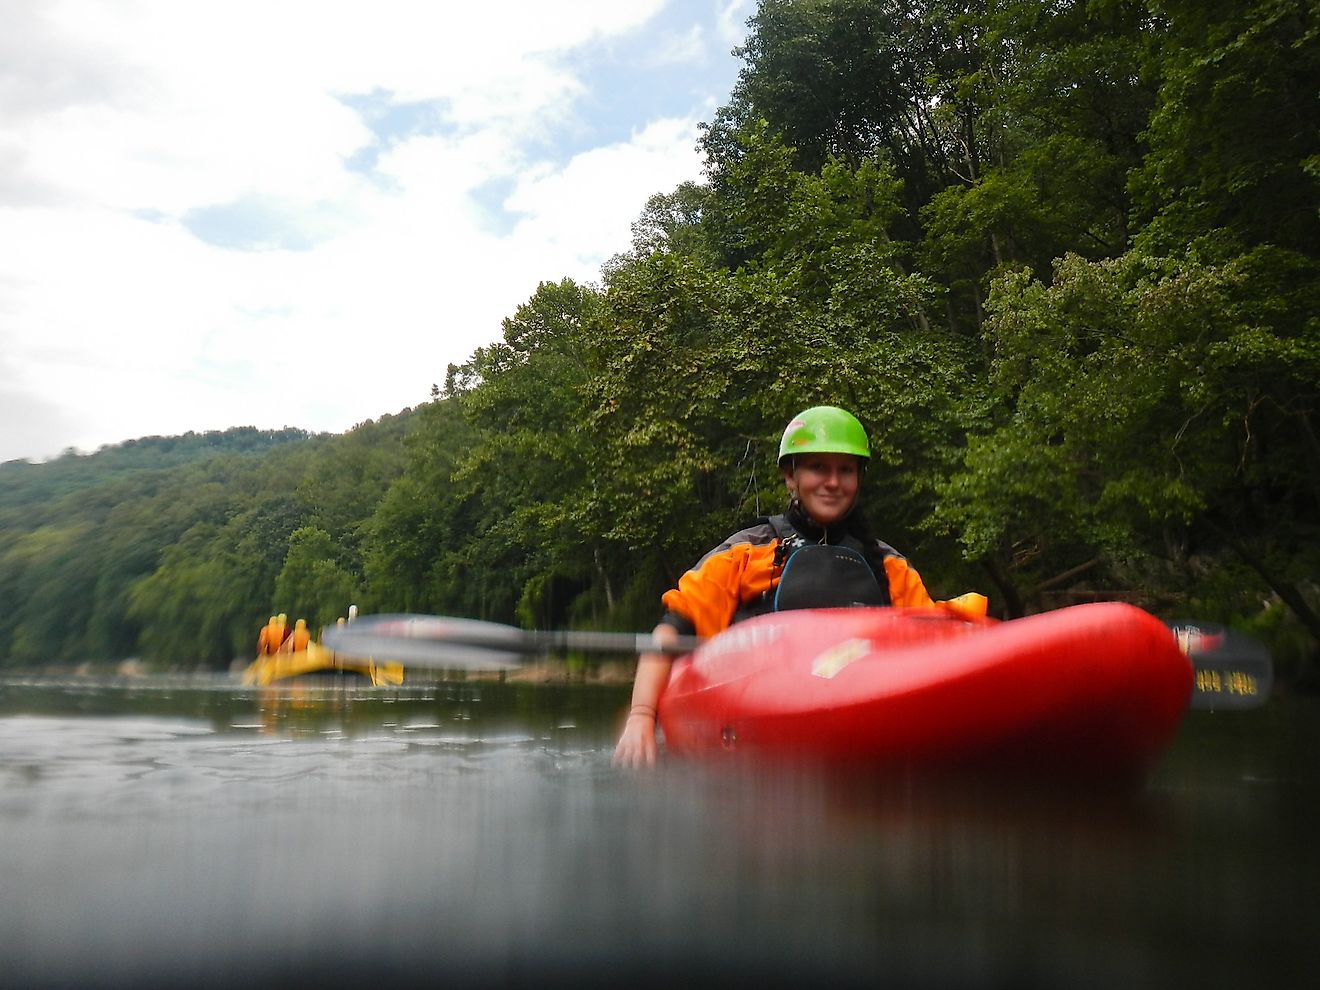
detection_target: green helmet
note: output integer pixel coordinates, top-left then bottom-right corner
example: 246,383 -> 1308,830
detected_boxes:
778,406 -> 870,464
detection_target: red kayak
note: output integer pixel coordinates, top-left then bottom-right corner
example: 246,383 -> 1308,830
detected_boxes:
658,602 -> 1193,776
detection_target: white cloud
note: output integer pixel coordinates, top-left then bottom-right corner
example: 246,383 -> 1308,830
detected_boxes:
0,0 -> 742,462
645,25 -> 708,68
506,116 -> 705,264
716,0 -> 757,45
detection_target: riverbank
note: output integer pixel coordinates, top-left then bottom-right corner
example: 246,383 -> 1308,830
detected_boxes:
0,655 -> 641,687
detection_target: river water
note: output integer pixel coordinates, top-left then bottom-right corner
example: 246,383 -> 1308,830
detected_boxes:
0,673 -> 1315,989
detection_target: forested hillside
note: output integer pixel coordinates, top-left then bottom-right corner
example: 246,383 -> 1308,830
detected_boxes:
0,418 -> 413,665
3,0 -> 1317,677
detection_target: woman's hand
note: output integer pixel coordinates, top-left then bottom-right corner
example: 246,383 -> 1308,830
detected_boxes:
612,708 -> 659,768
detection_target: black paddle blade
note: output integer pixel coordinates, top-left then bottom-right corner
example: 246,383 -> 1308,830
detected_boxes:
1168,621 -> 1274,711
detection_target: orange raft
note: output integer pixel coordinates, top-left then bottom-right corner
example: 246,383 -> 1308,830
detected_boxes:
657,602 -> 1193,776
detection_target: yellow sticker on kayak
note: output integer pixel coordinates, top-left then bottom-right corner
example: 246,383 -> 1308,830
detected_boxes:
810,638 -> 871,679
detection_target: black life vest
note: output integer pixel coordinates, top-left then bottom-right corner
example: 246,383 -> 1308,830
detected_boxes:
733,514 -> 890,623
774,543 -> 888,611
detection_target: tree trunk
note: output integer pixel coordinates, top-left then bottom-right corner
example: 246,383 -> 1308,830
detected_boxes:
1033,557 -> 1103,593
1226,537 -> 1320,645
594,547 -> 615,612
981,556 -> 1025,619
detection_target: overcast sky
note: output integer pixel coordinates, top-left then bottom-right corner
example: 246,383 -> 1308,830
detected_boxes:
0,0 -> 753,463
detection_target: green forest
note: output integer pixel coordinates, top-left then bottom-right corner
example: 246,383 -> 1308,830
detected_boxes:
2,0 -> 1317,681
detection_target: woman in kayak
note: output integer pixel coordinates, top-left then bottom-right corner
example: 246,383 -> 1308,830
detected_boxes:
612,405 -> 986,768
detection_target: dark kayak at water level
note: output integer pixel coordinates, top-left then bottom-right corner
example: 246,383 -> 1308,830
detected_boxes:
659,602 -> 1193,778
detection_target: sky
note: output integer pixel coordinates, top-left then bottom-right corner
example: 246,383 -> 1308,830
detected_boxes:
0,0 -> 754,463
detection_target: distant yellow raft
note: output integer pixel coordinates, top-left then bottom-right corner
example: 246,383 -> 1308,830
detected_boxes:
241,642 -> 404,687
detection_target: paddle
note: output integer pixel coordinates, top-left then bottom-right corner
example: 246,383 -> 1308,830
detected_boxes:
320,614 -> 702,671
322,612 -> 1273,709
1167,620 -> 1274,711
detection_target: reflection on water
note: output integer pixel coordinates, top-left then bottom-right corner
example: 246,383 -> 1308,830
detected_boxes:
0,676 -> 1315,989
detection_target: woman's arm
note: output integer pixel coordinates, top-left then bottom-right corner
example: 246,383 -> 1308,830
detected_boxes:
611,623 -> 679,769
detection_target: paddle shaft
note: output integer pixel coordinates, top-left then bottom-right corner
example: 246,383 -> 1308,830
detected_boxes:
523,628 -> 702,655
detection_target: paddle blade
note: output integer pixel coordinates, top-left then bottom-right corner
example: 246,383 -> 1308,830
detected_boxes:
322,613 -> 701,667
322,614 -> 528,670
1169,621 -> 1274,711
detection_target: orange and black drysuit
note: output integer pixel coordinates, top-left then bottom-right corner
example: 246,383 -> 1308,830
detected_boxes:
660,503 -> 979,638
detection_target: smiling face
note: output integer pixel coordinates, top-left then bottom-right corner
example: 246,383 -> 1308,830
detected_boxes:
781,452 -> 862,526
